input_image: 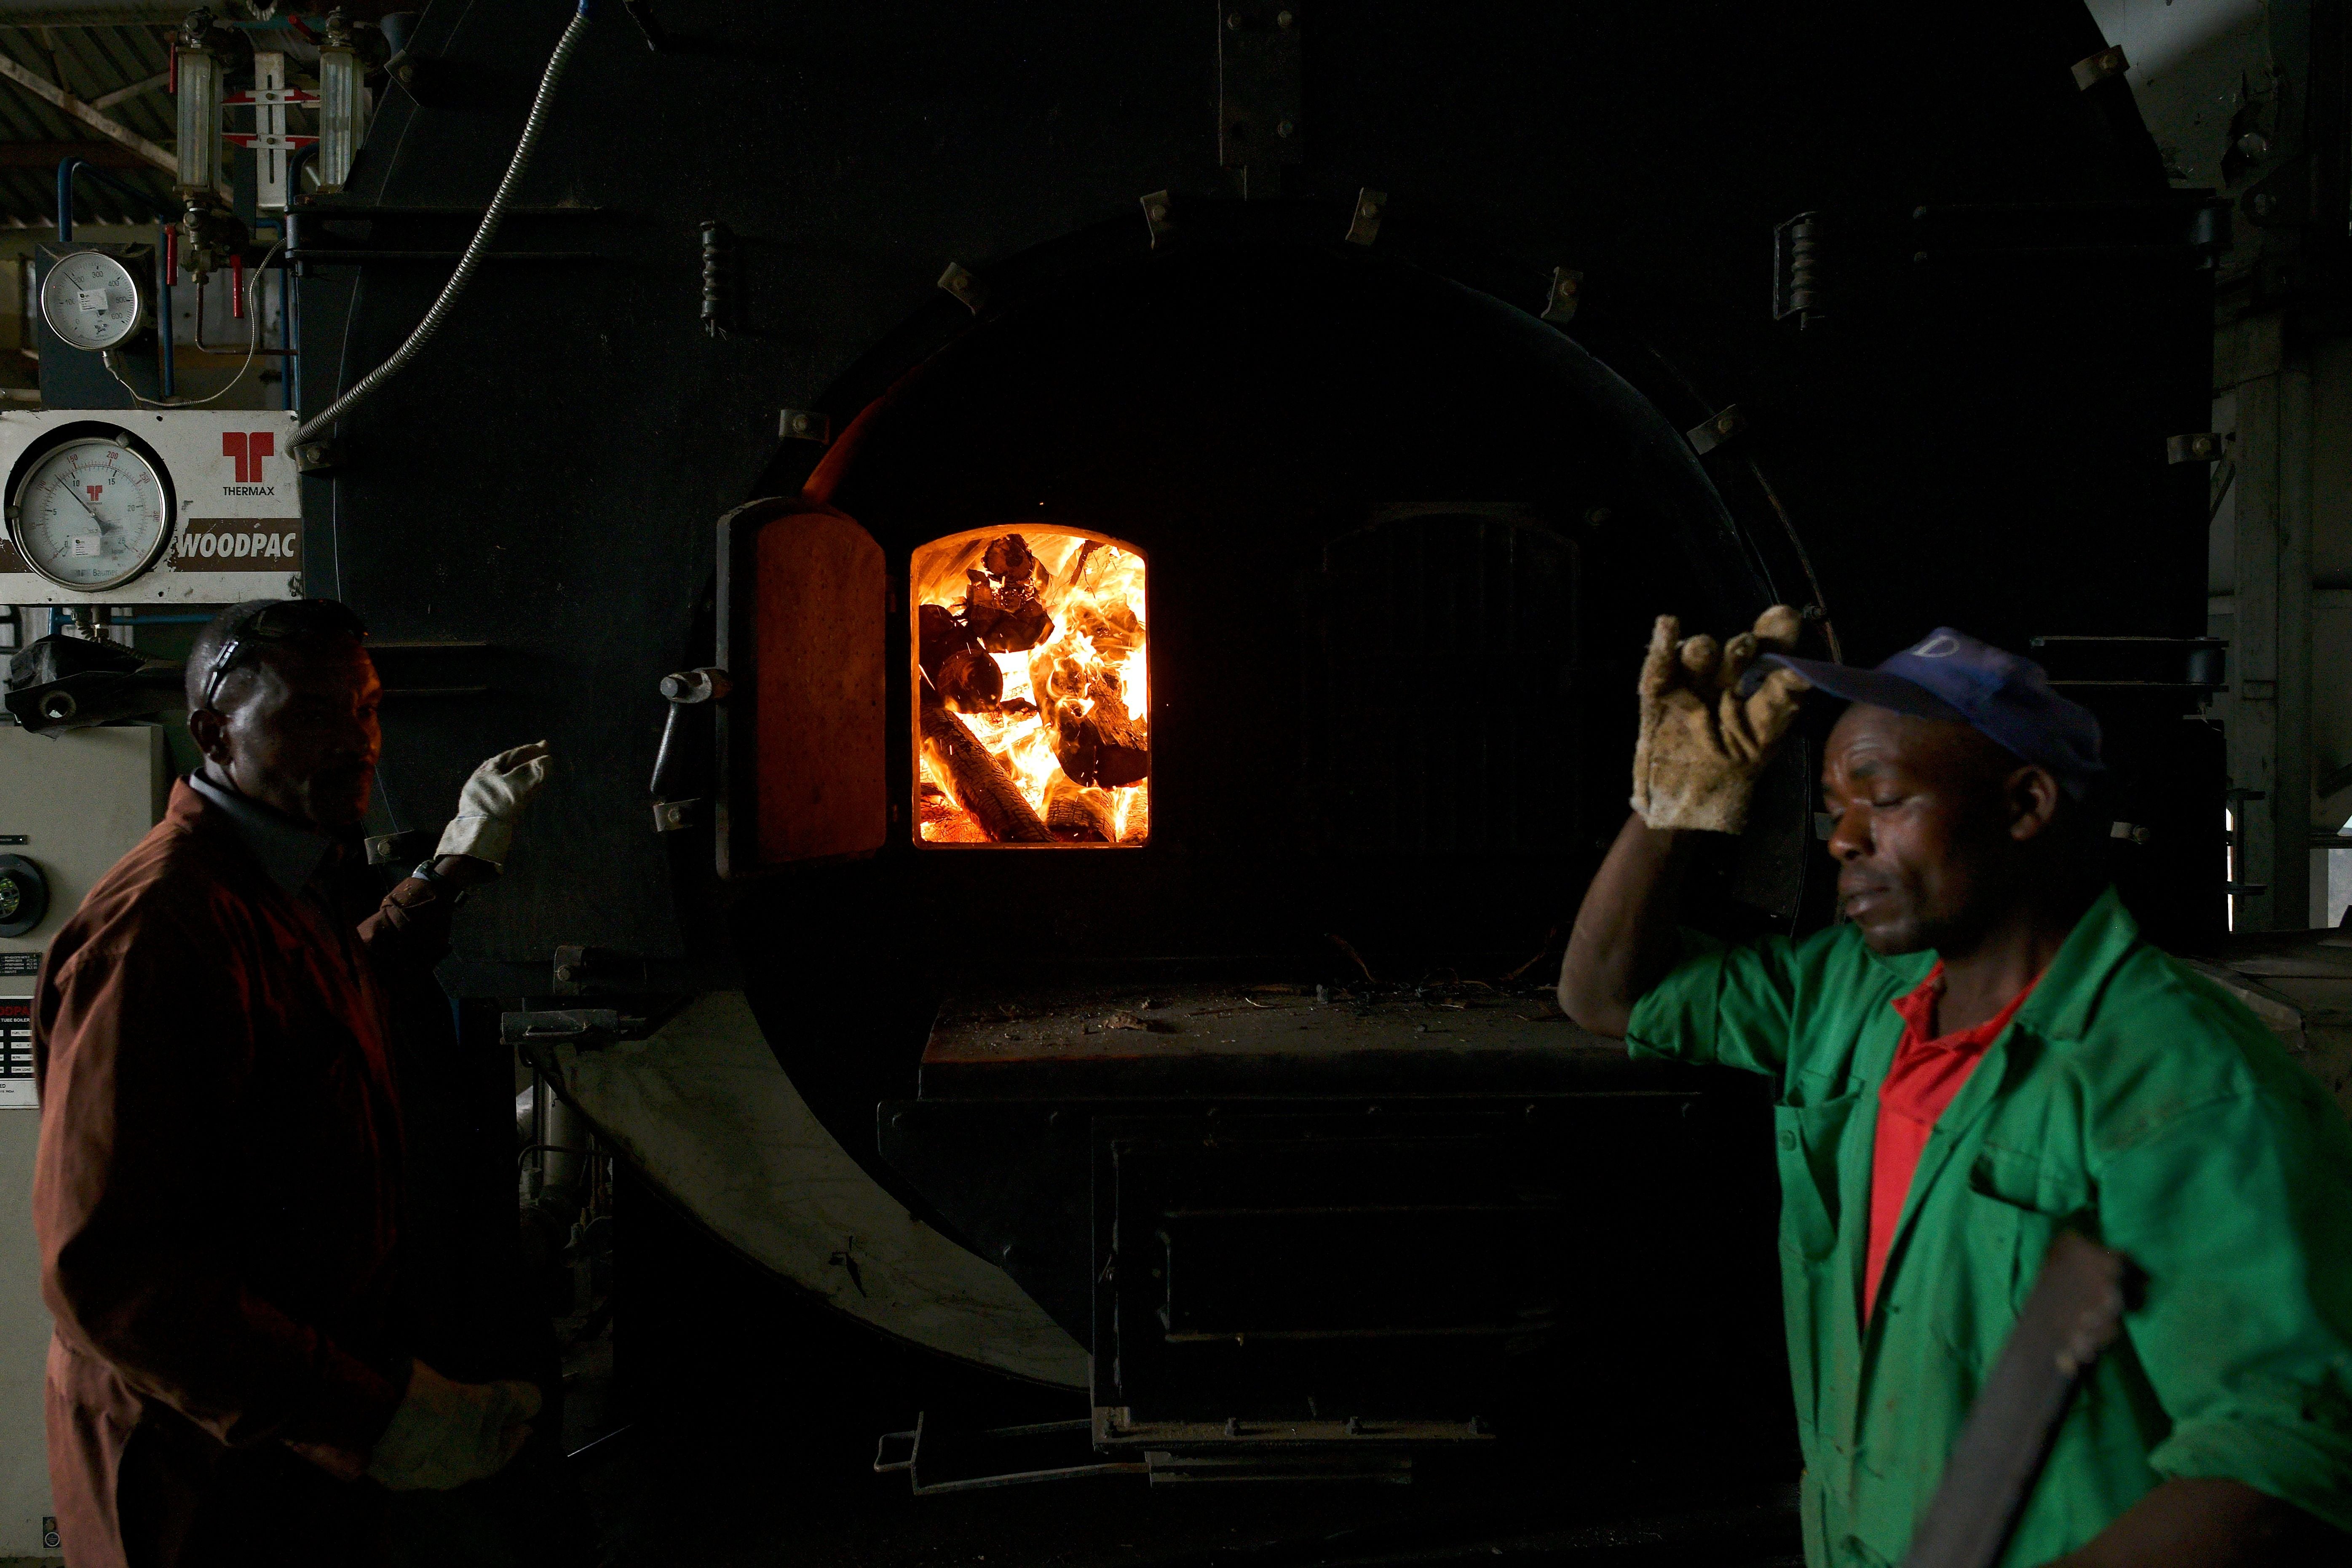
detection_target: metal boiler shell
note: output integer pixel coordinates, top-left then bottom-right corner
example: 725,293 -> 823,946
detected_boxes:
298,1 -> 2206,1373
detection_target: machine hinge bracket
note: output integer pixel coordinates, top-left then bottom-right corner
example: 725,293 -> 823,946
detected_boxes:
1219,1 -> 1303,188
1344,188 -> 1385,246
937,262 -> 989,313
1686,405 -> 1747,455
1541,266 -> 1583,324
779,408 -> 832,444
1771,211 -> 1824,324
2071,45 -> 2128,91
2167,432 -> 2222,464
1140,190 -> 1175,248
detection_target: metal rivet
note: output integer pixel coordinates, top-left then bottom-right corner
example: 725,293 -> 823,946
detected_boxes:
1716,415 -> 1736,434
1277,8 -> 1295,25
1227,10 -> 1243,27
1276,118 -> 1295,138
1149,202 -> 1168,220
555,965 -> 576,982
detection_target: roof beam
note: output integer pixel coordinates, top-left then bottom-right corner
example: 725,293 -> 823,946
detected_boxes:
0,4 -> 186,24
0,136 -> 147,166
0,47 -> 171,171
88,67 -> 165,112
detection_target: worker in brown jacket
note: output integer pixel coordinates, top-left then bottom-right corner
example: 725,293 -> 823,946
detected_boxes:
31,598 -> 554,1568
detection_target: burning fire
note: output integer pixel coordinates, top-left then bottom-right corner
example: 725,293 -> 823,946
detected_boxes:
913,529 -> 1149,845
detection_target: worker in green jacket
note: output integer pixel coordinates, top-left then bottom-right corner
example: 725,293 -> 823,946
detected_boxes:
1558,611 -> 2352,1568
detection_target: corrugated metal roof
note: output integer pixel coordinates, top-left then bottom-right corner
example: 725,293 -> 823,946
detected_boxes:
0,20 -> 174,227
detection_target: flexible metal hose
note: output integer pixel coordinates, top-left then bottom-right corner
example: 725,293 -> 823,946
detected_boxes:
294,4 -> 595,449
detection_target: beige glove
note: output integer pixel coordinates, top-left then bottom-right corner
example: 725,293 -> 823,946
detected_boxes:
366,1359 -> 541,1492
1630,606 -> 1811,833
436,741 -> 552,868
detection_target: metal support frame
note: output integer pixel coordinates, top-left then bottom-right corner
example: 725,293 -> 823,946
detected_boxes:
2218,313 -> 2315,929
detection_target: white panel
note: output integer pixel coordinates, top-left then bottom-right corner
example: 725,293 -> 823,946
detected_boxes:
0,723 -> 168,1560
0,409 -> 303,605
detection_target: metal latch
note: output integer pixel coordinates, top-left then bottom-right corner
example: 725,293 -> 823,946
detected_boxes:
650,666 -> 730,832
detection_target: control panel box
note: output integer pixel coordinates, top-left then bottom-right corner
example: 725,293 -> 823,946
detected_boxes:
0,408 -> 302,605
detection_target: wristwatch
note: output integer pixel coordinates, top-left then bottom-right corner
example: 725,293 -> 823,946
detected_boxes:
409,857 -> 470,906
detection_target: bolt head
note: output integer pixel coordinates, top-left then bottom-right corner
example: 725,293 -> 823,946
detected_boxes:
1717,415 -> 1736,433
555,965 -> 576,982
1276,118 -> 1295,138
1227,10 -> 1242,27
1148,203 -> 1168,221
1277,8 -> 1295,24
790,415 -> 809,432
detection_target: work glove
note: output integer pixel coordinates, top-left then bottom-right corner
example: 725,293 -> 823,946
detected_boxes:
366,1359 -> 542,1493
1630,606 -> 1810,833
436,741 -> 552,869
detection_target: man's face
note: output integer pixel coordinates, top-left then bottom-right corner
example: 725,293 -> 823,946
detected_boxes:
196,638 -> 383,831
1819,705 -> 2049,955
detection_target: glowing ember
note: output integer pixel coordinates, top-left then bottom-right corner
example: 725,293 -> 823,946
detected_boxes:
913,530 -> 1148,845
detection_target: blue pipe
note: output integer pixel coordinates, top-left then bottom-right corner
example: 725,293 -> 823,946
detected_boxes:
56,158 -> 174,242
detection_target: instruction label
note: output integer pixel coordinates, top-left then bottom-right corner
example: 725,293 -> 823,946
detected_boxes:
0,996 -> 32,1108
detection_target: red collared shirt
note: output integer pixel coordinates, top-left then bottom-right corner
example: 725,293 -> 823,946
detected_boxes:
1863,962 -> 2038,1318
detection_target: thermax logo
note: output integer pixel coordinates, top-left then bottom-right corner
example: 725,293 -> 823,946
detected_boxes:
222,431 -> 276,485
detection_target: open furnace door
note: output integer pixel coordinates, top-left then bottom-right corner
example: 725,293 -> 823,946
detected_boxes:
715,498 -> 888,877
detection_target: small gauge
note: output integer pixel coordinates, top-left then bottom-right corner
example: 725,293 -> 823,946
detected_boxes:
5,435 -> 172,591
0,855 -> 46,938
39,250 -> 146,351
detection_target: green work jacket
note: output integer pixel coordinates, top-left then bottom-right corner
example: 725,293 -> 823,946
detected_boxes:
1626,886 -> 2352,1567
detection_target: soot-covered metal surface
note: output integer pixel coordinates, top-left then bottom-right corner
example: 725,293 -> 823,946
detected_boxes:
301,1 -> 2214,1290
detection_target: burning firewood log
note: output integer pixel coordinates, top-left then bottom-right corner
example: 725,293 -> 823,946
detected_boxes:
918,697 -> 1054,843
934,645 -> 1003,712
963,534 -> 1055,653
1054,700 -> 1149,789
1044,777 -> 1116,842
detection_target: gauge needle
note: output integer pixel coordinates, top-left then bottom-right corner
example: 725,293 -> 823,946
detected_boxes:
60,482 -> 119,543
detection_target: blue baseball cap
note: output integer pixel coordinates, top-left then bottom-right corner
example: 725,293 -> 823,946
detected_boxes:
1762,628 -> 2104,795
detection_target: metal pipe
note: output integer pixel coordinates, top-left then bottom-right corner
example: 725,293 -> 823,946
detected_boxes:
295,1 -> 599,448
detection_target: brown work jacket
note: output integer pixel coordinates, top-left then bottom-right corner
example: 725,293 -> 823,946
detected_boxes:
32,780 -> 460,1568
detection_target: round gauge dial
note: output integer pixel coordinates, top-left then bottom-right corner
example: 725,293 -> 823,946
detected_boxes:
39,250 -> 145,351
6,436 -> 171,591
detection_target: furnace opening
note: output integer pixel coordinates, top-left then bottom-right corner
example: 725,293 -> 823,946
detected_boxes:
912,528 -> 1149,846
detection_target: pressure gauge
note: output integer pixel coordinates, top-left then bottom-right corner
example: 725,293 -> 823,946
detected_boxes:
5,435 -> 172,591
39,250 -> 146,351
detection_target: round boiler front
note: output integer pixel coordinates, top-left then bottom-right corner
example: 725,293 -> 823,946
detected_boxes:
727,232 -> 1817,1200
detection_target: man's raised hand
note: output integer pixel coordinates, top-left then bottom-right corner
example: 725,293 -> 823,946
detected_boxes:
1629,605 -> 1810,834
